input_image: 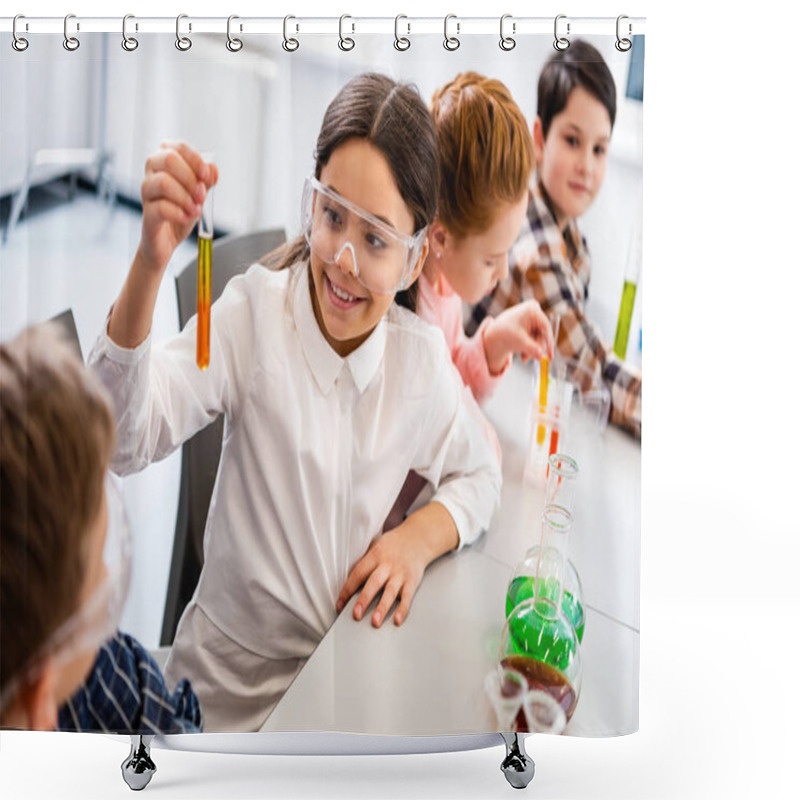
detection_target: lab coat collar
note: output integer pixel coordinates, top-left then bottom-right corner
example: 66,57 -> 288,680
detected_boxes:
293,262 -> 386,396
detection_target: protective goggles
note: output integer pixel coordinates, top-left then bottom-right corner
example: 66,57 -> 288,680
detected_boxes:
0,475 -> 132,716
301,176 -> 427,295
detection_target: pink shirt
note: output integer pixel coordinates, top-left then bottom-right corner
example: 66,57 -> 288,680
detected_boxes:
417,271 -> 510,463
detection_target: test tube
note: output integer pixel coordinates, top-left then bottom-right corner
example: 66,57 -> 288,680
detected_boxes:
525,313 -> 562,485
535,355 -> 549,446
612,206 -> 642,360
545,313 -> 563,463
524,360 -> 552,485
196,155 -> 214,371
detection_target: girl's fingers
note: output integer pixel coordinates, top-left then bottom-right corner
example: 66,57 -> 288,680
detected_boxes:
353,564 -> 391,621
144,198 -> 194,228
146,144 -> 209,206
142,170 -> 200,218
525,341 -> 546,361
336,554 -> 375,612
372,578 -> 403,628
146,147 -> 197,196
393,583 -> 416,626
161,141 -> 218,188
524,312 -> 555,356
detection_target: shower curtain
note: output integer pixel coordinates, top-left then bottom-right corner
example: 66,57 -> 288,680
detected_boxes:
0,15 -> 642,745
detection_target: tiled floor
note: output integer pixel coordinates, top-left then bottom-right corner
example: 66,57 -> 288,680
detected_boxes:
1,182 -> 196,648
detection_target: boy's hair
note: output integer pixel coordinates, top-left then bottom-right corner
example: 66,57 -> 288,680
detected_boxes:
265,73 -> 439,312
431,72 -> 534,239
0,323 -> 116,699
538,39 -> 617,139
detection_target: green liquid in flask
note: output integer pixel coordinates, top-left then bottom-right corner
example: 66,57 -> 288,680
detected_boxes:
613,279 -> 637,360
506,575 -> 585,643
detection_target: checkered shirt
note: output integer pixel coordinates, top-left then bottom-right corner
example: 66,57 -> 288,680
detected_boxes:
465,176 -> 642,437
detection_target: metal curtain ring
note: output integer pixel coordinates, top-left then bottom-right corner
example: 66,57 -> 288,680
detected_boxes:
615,15 -> 632,52
122,14 -> 139,51
227,15 -> 243,52
394,15 -> 410,51
553,14 -> 570,51
63,13 -> 80,51
175,14 -> 192,51
338,15 -> 355,51
12,14 -> 29,51
443,14 -> 460,51
283,15 -> 299,52
499,14 -> 516,51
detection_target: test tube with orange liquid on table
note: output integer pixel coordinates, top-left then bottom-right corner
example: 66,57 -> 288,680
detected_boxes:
196,155 -> 214,371
525,313 -> 561,484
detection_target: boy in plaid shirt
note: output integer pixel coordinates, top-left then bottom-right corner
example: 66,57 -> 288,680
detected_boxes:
466,40 -> 641,437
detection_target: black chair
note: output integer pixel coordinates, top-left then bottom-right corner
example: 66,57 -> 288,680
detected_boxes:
49,308 -> 83,361
160,228 -> 287,646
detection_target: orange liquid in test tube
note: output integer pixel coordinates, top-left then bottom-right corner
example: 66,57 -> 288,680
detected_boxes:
196,234 -> 212,370
536,356 -> 549,445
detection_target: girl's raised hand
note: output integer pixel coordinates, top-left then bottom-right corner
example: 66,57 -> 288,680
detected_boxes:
138,142 -> 218,275
482,299 -> 555,374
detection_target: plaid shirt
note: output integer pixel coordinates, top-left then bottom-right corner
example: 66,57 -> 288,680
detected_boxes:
56,630 -> 203,734
466,176 -> 642,437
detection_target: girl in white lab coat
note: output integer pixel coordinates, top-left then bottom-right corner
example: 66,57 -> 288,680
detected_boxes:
89,73 -> 501,732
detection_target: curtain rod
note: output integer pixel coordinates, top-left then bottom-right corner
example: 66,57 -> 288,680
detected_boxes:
1,15 -> 646,37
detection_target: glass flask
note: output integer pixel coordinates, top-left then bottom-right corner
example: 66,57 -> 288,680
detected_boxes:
498,506 -> 582,729
505,545 -> 585,642
523,688 -> 567,734
484,666 -> 527,732
545,453 -> 580,515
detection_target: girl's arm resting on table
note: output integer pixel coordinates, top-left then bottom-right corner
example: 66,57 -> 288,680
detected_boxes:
337,343 -> 502,628
336,501 -> 458,628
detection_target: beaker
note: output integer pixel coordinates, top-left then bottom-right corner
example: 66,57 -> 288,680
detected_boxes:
196,153 -> 214,370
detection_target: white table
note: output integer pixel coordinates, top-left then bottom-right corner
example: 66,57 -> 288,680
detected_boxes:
262,361 -> 640,737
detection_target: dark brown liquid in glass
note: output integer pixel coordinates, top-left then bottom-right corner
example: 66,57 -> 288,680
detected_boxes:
501,654 -> 577,730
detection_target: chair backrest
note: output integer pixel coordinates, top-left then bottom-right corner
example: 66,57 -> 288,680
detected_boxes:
49,308 -> 83,361
160,228 -> 286,646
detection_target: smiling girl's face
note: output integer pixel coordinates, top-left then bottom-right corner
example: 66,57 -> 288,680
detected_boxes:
309,138 -> 427,357
535,85 -> 612,227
